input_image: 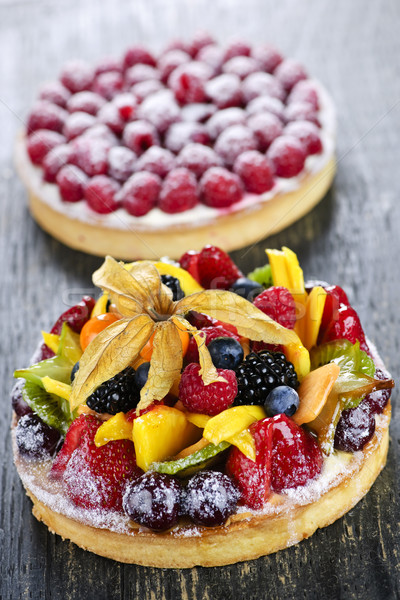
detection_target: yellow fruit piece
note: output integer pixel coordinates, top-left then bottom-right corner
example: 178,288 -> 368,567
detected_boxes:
154,262 -> 204,296
41,376 -> 72,401
185,412 -> 211,429
132,405 -> 200,471
226,429 -> 256,462
282,247 -> 306,300
302,286 -> 327,350
266,249 -> 291,289
91,293 -> 109,318
95,412 -> 133,447
41,331 -> 60,354
284,342 -> 310,381
59,323 -> 82,365
203,406 -> 265,445
293,363 -> 340,425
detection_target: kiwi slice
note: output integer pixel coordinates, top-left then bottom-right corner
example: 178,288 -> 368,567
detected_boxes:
14,354 -> 73,388
22,381 -> 72,435
151,441 -> 230,477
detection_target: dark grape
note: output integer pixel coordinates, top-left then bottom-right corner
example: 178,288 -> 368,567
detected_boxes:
334,404 -> 375,452
11,382 -> 33,418
185,470 -> 239,526
15,413 -> 62,459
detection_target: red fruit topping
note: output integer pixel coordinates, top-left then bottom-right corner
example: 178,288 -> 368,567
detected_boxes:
138,90 -> 181,133
274,58 -> 308,92
27,130 -> 65,165
205,74 -> 242,109
267,135 -> 307,178
200,166 -> 243,208
179,363 -> 237,416
181,102 -> 217,124
362,369 -> 392,415
214,124 -> 257,167
197,244 -> 243,289
207,107 -> 246,140
122,120 -> 160,155
63,112 -> 97,141
233,150 -> 274,194
246,95 -> 285,120
242,72 -> 285,103
70,137 -> 109,177
196,45 -> 225,74
285,102 -> 320,127
247,112 -> 284,151
177,143 -> 222,179
66,91 -> 106,115
94,56 -> 123,76
253,286 -> 296,329
119,172 -> 161,217
42,144 -> 73,183
179,250 -> 201,283
84,175 -> 120,214
186,310 -> 216,329
321,305 -> 369,353
112,93 -> 138,121
39,81 -> 71,108
226,418 -> 273,509
157,49 -> 191,83
163,39 -> 191,55
60,60 -> 95,94
284,121 -> 323,155
270,414 -> 323,492
223,40 -> 251,62
158,168 -> 198,214
56,165 -> 88,203
134,146 -> 176,178
27,101 -> 67,134
130,79 -> 164,102
107,146 -> 137,182
251,44 -> 283,73
165,122 -> 210,154
123,45 -> 157,69
82,123 -> 118,146
92,71 -> 124,100
97,103 -> 125,135
287,80 -> 320,111
185,324 -> 240,364
125,64 -> 160,87
50,414 -> 98,479
168,62 -> 212,105
189,31 -> 216,58
318,284 -> 350,338
50,295 -> 95,335
222,56 -> 259,79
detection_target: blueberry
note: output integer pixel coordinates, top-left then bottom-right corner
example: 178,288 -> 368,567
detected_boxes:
135,362 -> 150,389
70,361 -> 80,383
230,277 -> 264,301
264,385 -> 299,417
207,337 -> 244,370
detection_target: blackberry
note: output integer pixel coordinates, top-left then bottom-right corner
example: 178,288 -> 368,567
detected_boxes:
161,274 -> 184,301
86,366 -> 139,415
234,350 -> 298,406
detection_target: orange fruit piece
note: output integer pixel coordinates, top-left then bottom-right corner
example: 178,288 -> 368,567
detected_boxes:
140,318 -> 189,361
80,312 -> 120,351
292,363 -> 340,425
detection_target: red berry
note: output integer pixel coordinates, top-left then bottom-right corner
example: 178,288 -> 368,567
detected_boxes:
179,363 -> 237,416
95,56 -> 123,76
246,95 -> 285,120
158,168 -> 199,214
112,93 -> 138,121
138,90 -> 181,133
119,172 -> 161,217
242,72 -> 285,103
274,58 -> 308,92
222,56 -> 259,79
165,122 -> 210,154
122,120 -> 160,155
200,166 -> 243,208
186,311 -> 216,329
70,137 -> 109,177
97,102 -> 125,135
125,64 -> 160,87
197,244 -> 243,289
181,102 -> 216,123
189,31 -> 216,58
177,143 -> 222,179
27,130 -> 65,165
50,295 -> 95,335
56,165 -> 88,203
185,325 -> 240,363
223,40 -> 251,62
42,144 -> 73,183
267,135 -> 306,178
207,107 -> 246,140
82,123 -> 118,146
84,175 -> 120,214
285,102 -> 320,127
196,44 -> 225,73
157,49 -> 191,83
60,60 -> 95,93
321,304 -> 368,353
66,91 -> 106,115
251,44 -> 283,73
253,286 -> 296,329
123,45 -> 156,70
92,71 -> 124,100
108,146 -> 137,182
214,124 -> 257,167
130,79 -> 164,102
287,80 -> 320,111
50,414 -> 98,479
233,150 -> 274,194
284,121 -> 323,155
134,146 -> 176,178
27,101 -> 67,134
179,250 -> 201,283
168,62 -> 212,105
205,74 -> 242,109
63,111 -> 97,140
39,81 -> 71,108
247,112 -> 284,151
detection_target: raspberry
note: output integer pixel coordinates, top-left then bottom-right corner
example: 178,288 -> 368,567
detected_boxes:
98,103 -> 125,135
197,245 -> 243,289
206,107 -> 247,140
86,367 -> 140,414
177,143 -> 222,178
63,111 -> 96,140
163,39 -> 191,55
119,172 -> 161,217
223,40 -> 251,62
130,79 -> 164,102
123,45 -> 156,69
82,123 -> 118,147
274,59 -> 308,92
200,167 -> 243,208
134,146 -> 176,178
246,95 -> 285,120
92,71 -> 124,100
321,305 -> 369,353
247,112 -> 284,151
242,72 -> 285,103
179,363 -> 237,415
66,91 -> 106,115
179,250 -> 201,283
107,146 -> 137,182
27,130 -> 65,165
233,150 -> 274,194
94,56 -> 123,76
56,165 -> 88,203
318,284 -> 350,338
138,90 -> 181,133
253,286 -> 296,328
196,44 -> 225,73
157,49 -> 191,83
205,74 -> 242,109
285,102 -> 320,127
70,137 -> 109,177
60,60 -> 95,93
189,31 -> 216,58
27,101 -> 67,134
122,120 -> 160,155
112,93 -> 138,121
39,81 -> 71,108
165,122 -> 210,154
267,135 -> 306,178
284,121 -> 323,155
168,62 -> 212,104
222,56 -> 259,79
125,64 -> 160,87
287,80 -> 320,110
84,175 -> 120,214
42,144 -> 73,183
214,124 -> 257,167
185,324 -> 240,363
251,44 -> 283,73
158,168 -> 198,214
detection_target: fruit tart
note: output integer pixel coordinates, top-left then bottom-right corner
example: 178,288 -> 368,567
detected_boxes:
15,34 -> 336,259
11,246 -> 393,567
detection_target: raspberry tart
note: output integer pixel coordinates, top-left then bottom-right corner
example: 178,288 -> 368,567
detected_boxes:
12,246 -> 393,567
15,35 -> 336,259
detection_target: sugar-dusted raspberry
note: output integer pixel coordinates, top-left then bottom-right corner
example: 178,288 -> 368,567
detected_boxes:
185,324 -> 240,363
63,111 -> 97,140
198,244 -> 243,289
60,60 -> 95,93
130,79 -> 164,102
119,171 -> 161,217
162,39 -> 191,55
196,44 -> 225,74
177,143 -> 222,178
94,56 -> 123,76
39,81 -> 71,108
56,164 -> 88,203
222,56 -> 259,79
214,124 -> 257,167
112,93 -> 138,121
223,40 -> 251,62
233,150 -> 274,194
123,45 -> 157,69
189,31 -> 216,58
205,73 -> 242,109
251,44 -> 283,73
134,146 -> 176,178
242,72 -> 285,103
84,175 -> 120,214
287,80 -> 320,111
274,58 -> 308,92
27,130 -> 65,165
181,102 -> 216,123
42,144 -> 73,182
200,166 -> 243,208
206,107 -> 247,140
70,136 -> 109,177
157,49 -> 191,83
92,71 -> 124,100
82,123 -> 118,146
122,120 -> 160,155
179,363 -> 237,415
267,135 -> 306,178
253,286 -> 296,329
158,168 -> 198,214
247,112 -> 284,151
165,121 -> 210,153
125,64 -> 160,87
98,103 -> 125,135
108,146 -> 137,182
138,90 -> 181,133
27,101 -> 67,134
168,61 -> 212,105
285,121 -> 323,155
66,91 -> 106,115
246,95 -> 285,120
285,102 -> 320,127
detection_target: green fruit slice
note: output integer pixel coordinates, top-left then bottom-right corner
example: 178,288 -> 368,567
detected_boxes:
247,264 -> 272,288
14,354 -> 73,388
151,441 -> 230,477
310,340 -> 375,377
22,381 -> 72,435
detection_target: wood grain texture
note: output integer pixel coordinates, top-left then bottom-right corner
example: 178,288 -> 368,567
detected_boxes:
0,0 -> 399,598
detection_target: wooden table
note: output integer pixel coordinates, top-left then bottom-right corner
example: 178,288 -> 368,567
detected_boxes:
1,0 -> 399,598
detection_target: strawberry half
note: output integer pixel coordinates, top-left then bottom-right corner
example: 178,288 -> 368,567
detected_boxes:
50,414 -> 99,480
197,245 -> 243,289
321,304 -> 369,353
319,284 -> 350,341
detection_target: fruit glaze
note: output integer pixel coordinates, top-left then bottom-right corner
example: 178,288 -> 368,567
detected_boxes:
12,246 -> 393,567
15,34 -> 336,259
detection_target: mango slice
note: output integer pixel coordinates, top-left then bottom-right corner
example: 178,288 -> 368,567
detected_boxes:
95,412 -> 133,447
293,363 -> 340,425
41,376 -> 72,401
91,293 -> 109,318
303,286 -> 327,351
203,406 -> 265,445
284,342 -> 310,381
